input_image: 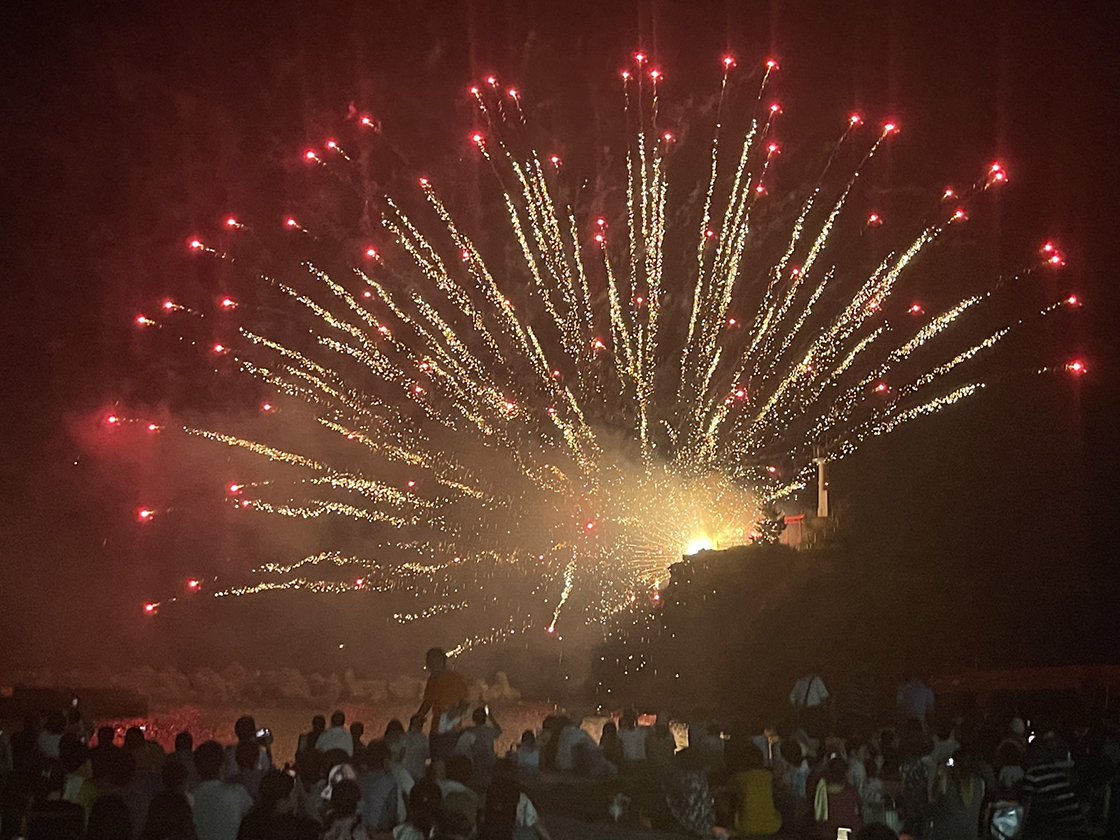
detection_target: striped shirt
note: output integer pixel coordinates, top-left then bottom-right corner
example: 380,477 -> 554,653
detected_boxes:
1022,745 -> 1084,835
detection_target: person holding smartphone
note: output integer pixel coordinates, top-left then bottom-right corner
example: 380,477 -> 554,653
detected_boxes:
929,753 -> 984,840
454,705 -> 502,788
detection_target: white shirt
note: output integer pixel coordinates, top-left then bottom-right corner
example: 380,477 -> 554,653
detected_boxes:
789,675 -> 829,708
389,761 -> 414,823
516,792 -> 540,827
516,744 -> 540,773
847,757 -> 868,798
862,776 -> 885,806
221,743 -> 270,780
399,731 -> 429,781
192,779 -> 252,840
438,779 -> 472,797
618,727 -> 648,762
38,731 -> 63,759
316,726 -> 355,756
555,725 -> 595,771
999,765 -> 1024,789
930,735 -> 959,766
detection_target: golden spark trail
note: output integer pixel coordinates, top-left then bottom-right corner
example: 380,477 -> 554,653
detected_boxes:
149,55 -> 1055,645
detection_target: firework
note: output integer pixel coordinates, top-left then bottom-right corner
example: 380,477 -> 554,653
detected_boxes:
124,54 -> 1077,648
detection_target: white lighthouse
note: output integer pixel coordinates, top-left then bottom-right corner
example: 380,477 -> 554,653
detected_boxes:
812,446 -> 829,519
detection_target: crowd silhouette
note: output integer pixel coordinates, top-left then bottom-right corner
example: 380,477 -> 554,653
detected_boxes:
2,649 -> 1118,839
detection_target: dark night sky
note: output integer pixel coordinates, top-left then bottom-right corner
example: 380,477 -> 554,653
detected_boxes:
1,0 -> 1117,671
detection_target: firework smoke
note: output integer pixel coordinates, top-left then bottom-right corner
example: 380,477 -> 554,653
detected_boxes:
117,54 -> 1076,651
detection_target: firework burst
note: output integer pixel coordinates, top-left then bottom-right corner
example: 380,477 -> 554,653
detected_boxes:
122,54 -> 1077,650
